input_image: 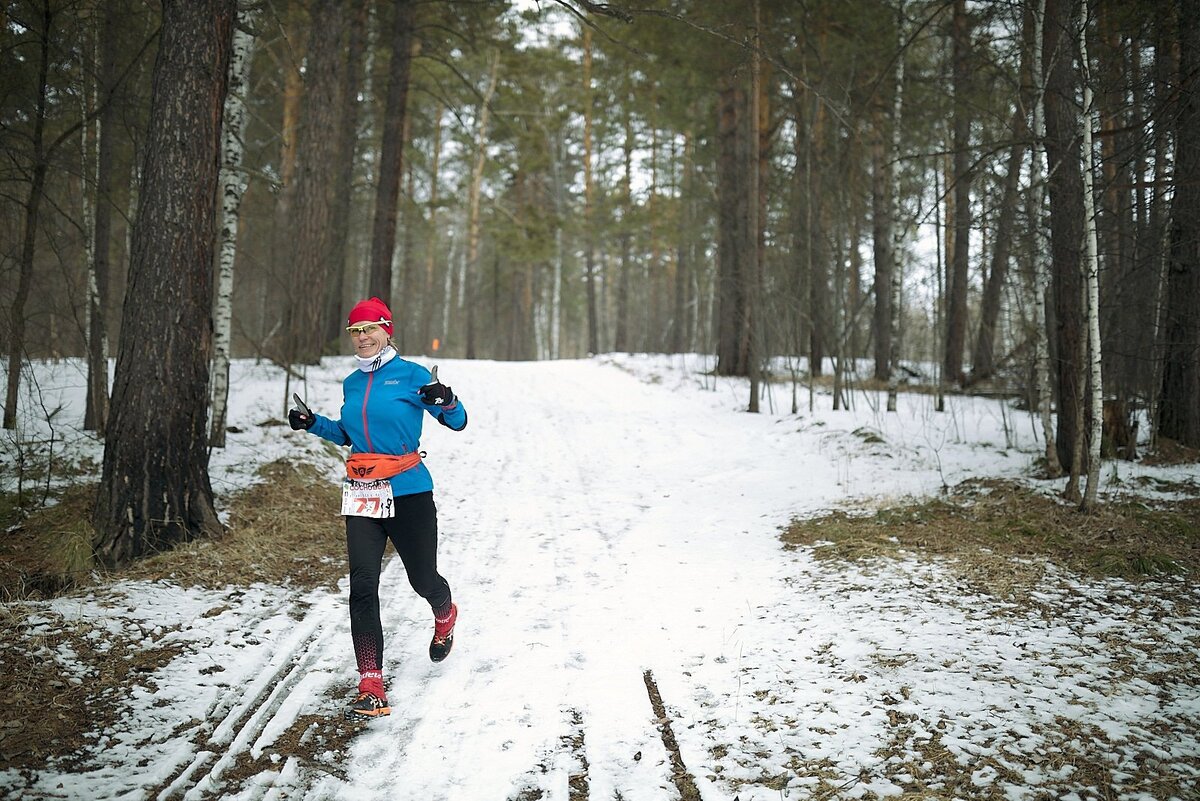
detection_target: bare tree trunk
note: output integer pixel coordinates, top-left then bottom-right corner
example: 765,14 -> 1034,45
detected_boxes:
324,0 -> 368,345
270,4 -> 304,359
886,0 -> 906,413
420,105 -> 445,352
1079,2 -> 1103,510
747,0 -> 763,412
670,132 -> 693,355
464,51 -> 500,361
550,128 -> 566,359
871,117 -> 894,384
582,27 -> 599,355
4,0 -> 53,431
1043,0 -> 1087,476
614,107 -> 632,353
367,0 -> 416,300
971,112 -> 1025,385
1030,0 -> 1063,477
1158,0 -> 1200,448
210,10 -> 258,447
287,0 -> 347,364
715,74 -> 747,376
809,98 -> 830,379
94,0 -> 235,567
944,0 -> 972,386
84,0 -> 122,435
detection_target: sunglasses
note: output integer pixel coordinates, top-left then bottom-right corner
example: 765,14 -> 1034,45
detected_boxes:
346,323 -> 387,336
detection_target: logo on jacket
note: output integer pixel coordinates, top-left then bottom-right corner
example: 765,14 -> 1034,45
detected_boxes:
384,379 -> 400,385
351,465 -> 376,478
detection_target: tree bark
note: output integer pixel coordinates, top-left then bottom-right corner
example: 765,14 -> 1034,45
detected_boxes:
464,51 -> 500,361
210,9 -> 258,447
614,107 -> 633,353
1043,0 -> 1087,475
287,0 -> 347,364
1079,1 -> 1103,510
84,0 -> 123,435
3,1 -> 53,431
871,115 -> 894,384
1030,0 -> 1063,477
715,72 -> 751,377
581,27 -> 599,356
420,105 -> 445,353
367,0 -> 416,300
971,111 -> 1025,384
886,0 -> 906,413
94,0 -> 235,567
1158,0 -> 1200,447
944,0 -> 972,386
324,0 -> 368,345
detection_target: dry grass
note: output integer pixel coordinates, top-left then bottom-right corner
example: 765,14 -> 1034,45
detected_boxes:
782,478 -> 1200,597
0,460 -> 346,600
121,460 -> 346,592
0,459 -> 348,776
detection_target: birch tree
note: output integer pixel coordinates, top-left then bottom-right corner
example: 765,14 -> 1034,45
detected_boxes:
210,8 -> 258,448
1079,0 -> 1103,510
1030,0 -> 1063,477
885,1 -> 906,413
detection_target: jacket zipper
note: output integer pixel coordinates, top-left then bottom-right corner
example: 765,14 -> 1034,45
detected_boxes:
361,372 -> 375,452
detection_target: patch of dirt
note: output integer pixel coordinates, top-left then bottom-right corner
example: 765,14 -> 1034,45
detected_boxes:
0,604 -> 183,776
1140,437 -> 1200,467
643,669 -> 701,801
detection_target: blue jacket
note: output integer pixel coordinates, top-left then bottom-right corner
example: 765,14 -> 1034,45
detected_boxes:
307,357 -> 467,497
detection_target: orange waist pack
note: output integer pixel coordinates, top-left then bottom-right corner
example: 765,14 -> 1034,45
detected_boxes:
345,452 -> 422,481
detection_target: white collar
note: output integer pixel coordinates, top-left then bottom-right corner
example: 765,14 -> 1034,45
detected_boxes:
354,344 -> 397,373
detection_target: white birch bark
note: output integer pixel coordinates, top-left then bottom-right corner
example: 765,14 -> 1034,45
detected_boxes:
1079,1 -> 1104,509
886,1 -> 906,413
210,11 -> 257,447
1030,0 -> 1063,476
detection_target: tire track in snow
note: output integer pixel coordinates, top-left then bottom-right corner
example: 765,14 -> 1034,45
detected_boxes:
152,558 -> 415,800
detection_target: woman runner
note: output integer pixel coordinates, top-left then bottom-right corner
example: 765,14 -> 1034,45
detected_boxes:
288,296 -> 468,719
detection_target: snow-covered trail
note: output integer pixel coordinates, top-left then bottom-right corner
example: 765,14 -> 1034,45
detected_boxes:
4,355 -> 1198,801
313,357 -> 826,801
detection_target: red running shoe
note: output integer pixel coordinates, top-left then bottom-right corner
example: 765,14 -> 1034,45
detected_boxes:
430,603 -> 457,662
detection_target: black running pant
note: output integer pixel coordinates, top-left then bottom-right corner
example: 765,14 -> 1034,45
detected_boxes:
346,491 -> 451,672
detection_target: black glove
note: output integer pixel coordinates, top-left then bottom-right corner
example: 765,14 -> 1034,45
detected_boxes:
419,365 -> 456,406
289,393 -> 315,430
288,407 -> 314,430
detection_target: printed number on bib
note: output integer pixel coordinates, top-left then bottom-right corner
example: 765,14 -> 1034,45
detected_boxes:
341,479 -> 394,518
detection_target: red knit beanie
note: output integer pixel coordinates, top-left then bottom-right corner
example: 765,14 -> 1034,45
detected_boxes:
347,297 -> 393,336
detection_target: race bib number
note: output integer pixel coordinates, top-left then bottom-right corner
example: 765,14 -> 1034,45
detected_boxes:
341,479 -> 394,518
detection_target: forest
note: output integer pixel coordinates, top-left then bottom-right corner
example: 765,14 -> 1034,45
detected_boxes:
2,0 -> 1199,557
2,3 -> 1200,798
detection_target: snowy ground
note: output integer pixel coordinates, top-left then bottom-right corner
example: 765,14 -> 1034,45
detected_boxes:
1,354 -> 1198,800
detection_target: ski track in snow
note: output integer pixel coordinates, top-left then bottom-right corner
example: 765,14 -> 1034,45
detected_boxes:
1,354 -> 1198,801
